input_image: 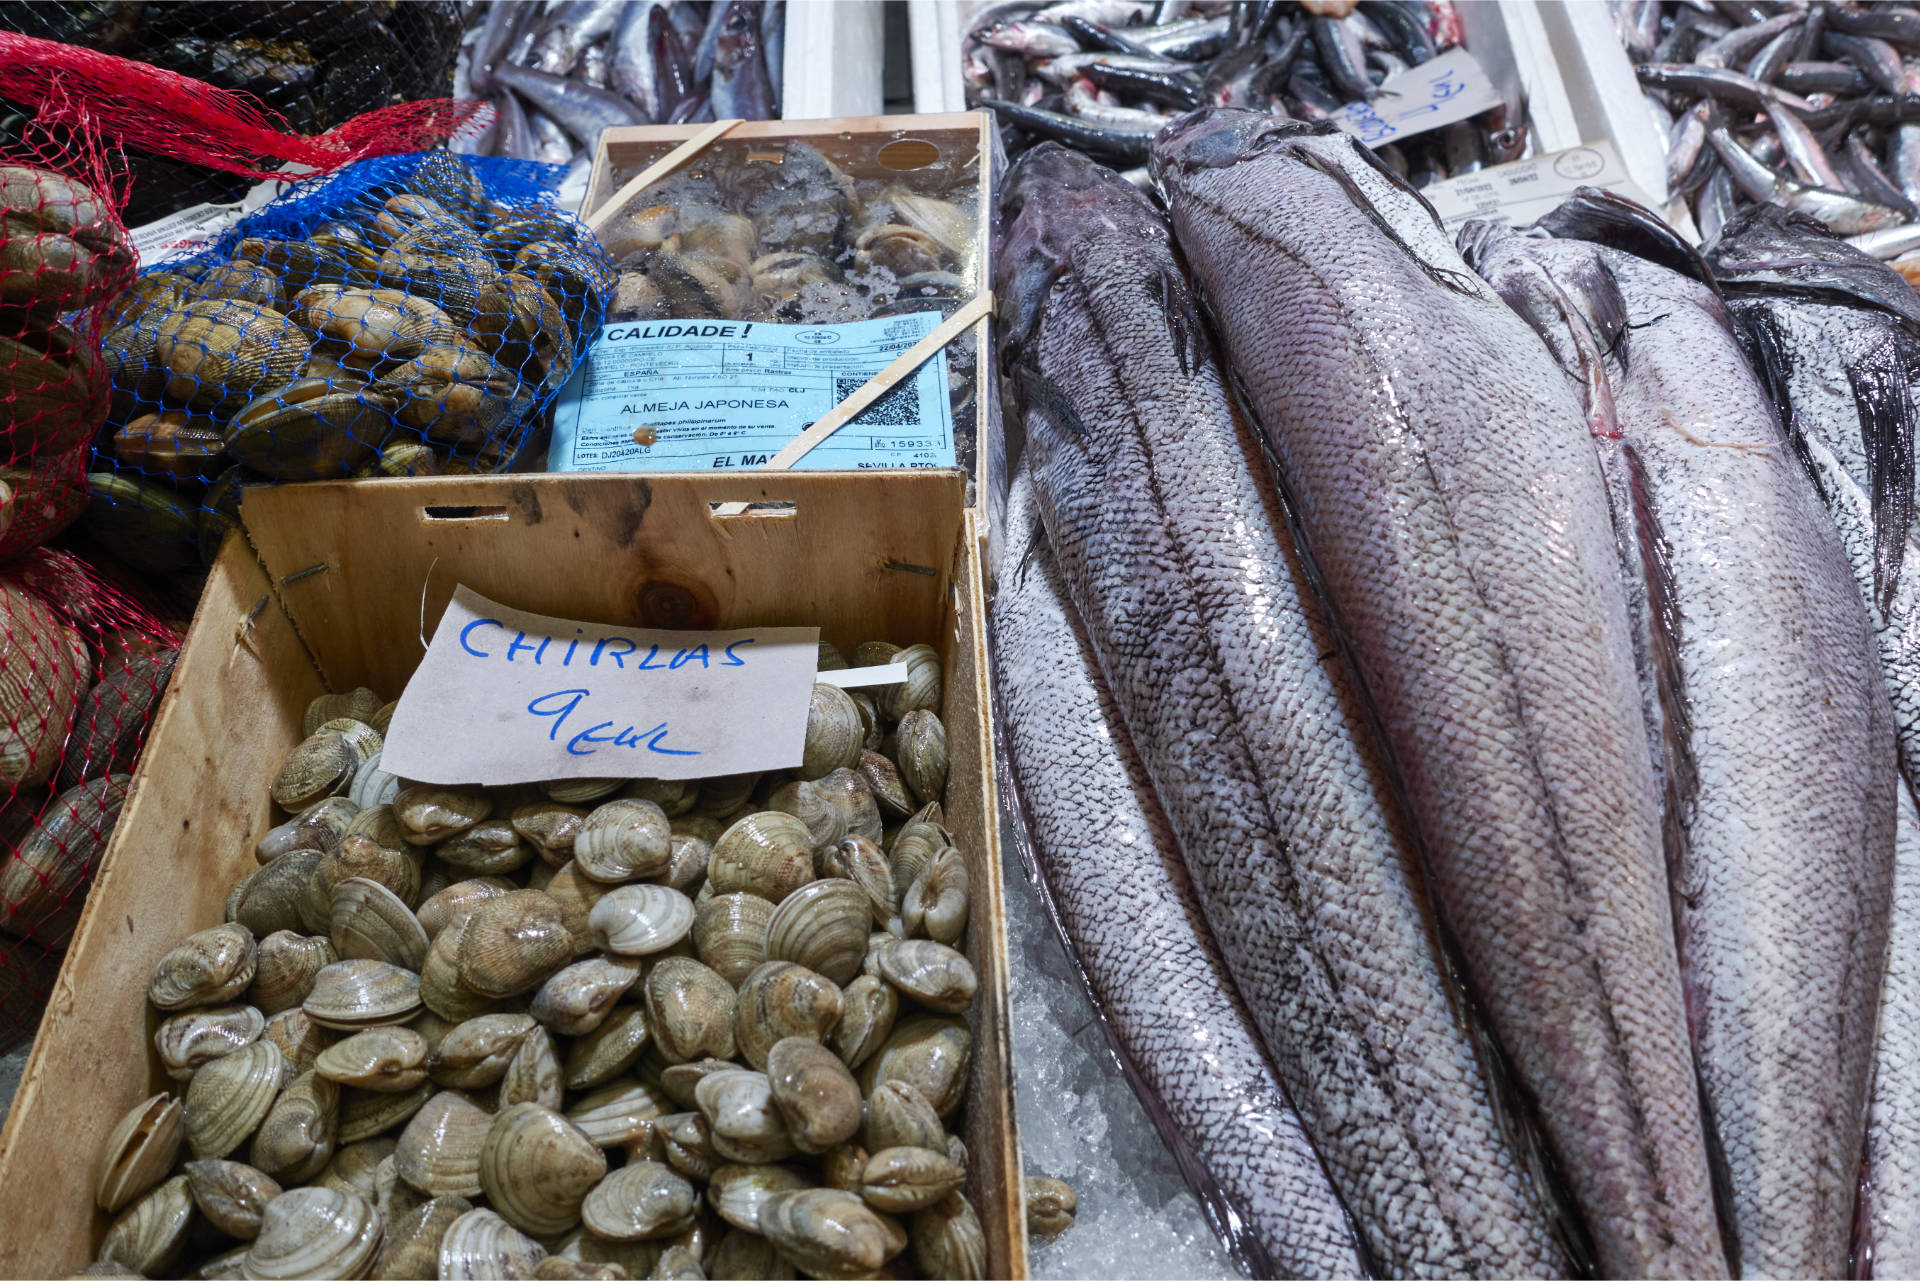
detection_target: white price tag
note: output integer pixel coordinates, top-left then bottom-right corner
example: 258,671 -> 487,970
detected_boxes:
1419,142 -> 1662,232
1331,47 -> 1505,149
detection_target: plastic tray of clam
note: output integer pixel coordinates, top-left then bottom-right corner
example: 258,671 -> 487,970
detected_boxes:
74,642 -> 992,1280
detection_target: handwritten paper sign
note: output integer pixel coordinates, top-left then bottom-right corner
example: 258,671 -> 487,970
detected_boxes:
1330,47 -> 1505,150
382,585 -> 819,785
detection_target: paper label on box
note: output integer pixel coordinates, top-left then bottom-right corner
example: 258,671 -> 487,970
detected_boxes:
381,585 -> 819,785
1332,47 -> 1505,149
127,178 -> 292,268
1419,142 -> 1661,232
548,312 -> 956,473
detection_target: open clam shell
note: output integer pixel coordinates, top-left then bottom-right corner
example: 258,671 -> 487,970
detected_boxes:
95,1093 -> 185,1214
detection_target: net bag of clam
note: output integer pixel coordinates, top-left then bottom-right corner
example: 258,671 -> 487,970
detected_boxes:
0,96 -> 136,562
90,148 -> 611,575
77,641 -> 993,1279
0,546 -> 179,1051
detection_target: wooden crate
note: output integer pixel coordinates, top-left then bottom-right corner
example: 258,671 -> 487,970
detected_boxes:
0,472 -> 1026,1279
580,114 -> 998,507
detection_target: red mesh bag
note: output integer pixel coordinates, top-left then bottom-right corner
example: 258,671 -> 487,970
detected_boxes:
0,546 -> 178,1050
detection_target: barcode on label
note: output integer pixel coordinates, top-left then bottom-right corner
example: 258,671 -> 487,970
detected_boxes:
837,375 -> 922,428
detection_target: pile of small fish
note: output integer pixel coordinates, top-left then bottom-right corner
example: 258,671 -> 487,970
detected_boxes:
1616,0 -> 1920,261
456,1 -> 784,182
962,0 -> 1530,182
994,110 -> 1920,1279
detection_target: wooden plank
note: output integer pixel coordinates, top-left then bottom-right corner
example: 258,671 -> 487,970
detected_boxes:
0,534 -> 318,1277
582,118 -> 742,235
241,471 -> 968,698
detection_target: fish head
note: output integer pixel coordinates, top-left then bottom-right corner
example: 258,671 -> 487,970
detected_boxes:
1531,186 -> 1719,297
714,0 -> 761,68
1706,202 -> 1920,329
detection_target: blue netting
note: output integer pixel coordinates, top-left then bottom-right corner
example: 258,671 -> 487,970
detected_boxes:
85,149 -> 611,574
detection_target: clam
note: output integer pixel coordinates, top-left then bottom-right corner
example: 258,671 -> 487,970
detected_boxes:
815,768 -> 883,845
911,1190 -> 987,1280
97,1174 -> 193,1276
564,1004 -> 652,1089
862,1080 -> 944,1155
316,1137 -> 397,1199
95,1093 -> 186,1213
852,642 -> 900,669
750,250 -> 840,303
155,1004 -> 267,1081
154,298 -> 308,410
860,1146 -> 964,1214
315,1026 -> 429,1092
251,930 -> 338,1014
303,958 -> 421,1030
766,1037 -> 862,1155
439,1207 -> 548,1280
429,1013 -> 537,1088
901,844 -> 968,946
574,798 -> 672,884
651,1244 -> 702,1280
824,1144 -> 867,1192
542,1231 -> 658,1279
373,1195 -> 471,1281
855,750 -> 914,820
348,752 -> 401,810
880,646 -> 942,721
372,1152 -> 421,1222
151,923 -> 259,1011
257,797 -> 360,863
765,878 -> 869,985
417,876 -> 513,941
339,1081 -> 434,1145
270,727 -> 362,812
262,1008 -> 329,1078
566,1079 -> 669,1148
645,957 -> 738,1064
693,778 -> 756,824
419,914 -> 511,1023
529,956 -> 642,1036
733,962 -> 844,1072
835,976 -> 898,1072
479,1102 -> 607,1236
393,783 -> 491,845
820,837 -> 897,934
709,812 -> 814,904
472,271 -> 571,391
1026,1175 -> 1077,1239
183,1159 -> 281,1240
317,832 -> 424,909
627,778 -> 698,816
438,819 -> 531,875
706,1227 -> 798,1279
859,1017 -> 971,1118
344,802 -> 409,851
243,1185 -> 383,1280
652,1112 -> 716,1182
0,775 -> 126,946
663,833 -> 712,894
512,802 -> 586,866
395,1090 -> 492,1198
800,684 -> 863,781
856,222 -> 945,276
249,1069 -> 339,1183
895,710 -> 947,808
590,883 -> 695,956
766,778 -> 844,855
692,892 -> 773,988
757,1188 -> 906,1278
708,1162 -> 812,1232
545,859 -> 614,953
659,1057 -> 739,1110
296,285 -> 461,360
872,939 -> 976,1013
457,889 -> 571,997
330,876 -> 429,970
888,818 -> 949,916
304,688 -> 384,737
499,1025 -> 565,1110
696,1069 -> 796,1164
542,776 -> 625,804
582,1162 -> 697,1241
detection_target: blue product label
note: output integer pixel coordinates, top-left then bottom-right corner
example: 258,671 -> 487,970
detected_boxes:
549,312 -> 957,472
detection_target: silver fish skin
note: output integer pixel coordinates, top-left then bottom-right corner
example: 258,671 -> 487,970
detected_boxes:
993,461 -> 1364,1281
1000,141 -> 1565,1280
1151,111 -> 1726,1279
527,0 -> 627,76
1863,776 -> 1920,1278
1474,227 -> 1896,1279
610,0 -> 669,120
490,60 -> 648,151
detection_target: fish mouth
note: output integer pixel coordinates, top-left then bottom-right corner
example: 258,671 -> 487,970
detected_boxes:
1148,107 -> 1333,178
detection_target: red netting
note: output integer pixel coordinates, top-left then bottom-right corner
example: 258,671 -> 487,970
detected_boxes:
0,546 -> 178,1051
0,31 -> 487,185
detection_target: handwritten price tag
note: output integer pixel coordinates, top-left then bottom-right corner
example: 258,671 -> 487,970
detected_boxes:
382,585 -> 819,785
1330,47 -> 1505,150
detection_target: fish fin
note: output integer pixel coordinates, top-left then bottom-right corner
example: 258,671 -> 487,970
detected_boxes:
1846,334 -> 1916,610
1577,255 -> 1632,369
1291,143 -> 1481,297
1535,186 -> 1722,296
1153,257 -> 1212,380
1011,359 -> 1090,442
1729,303 -> 1819,483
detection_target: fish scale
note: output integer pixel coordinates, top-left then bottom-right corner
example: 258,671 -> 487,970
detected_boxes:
993,460 -> 1363,1280
999,143 -> 1564,1279
1472,226 -> 1895,1279
1152,112 -> 1726,1279
1864,776 -> 1920,1277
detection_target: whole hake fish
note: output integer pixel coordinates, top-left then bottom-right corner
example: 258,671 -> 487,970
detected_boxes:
1000,141 -> 1566,1278
1469,218 -> 1896,1279
994,459 -> 1363,1280
1152,111 -> 1726,1279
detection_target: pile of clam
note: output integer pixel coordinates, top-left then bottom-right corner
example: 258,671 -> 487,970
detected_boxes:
88,151 -> 612,575
0,164 -> 135,555
81,639 -> 991,1279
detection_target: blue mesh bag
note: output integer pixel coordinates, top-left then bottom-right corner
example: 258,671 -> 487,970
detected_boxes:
86,149 -> 611,573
